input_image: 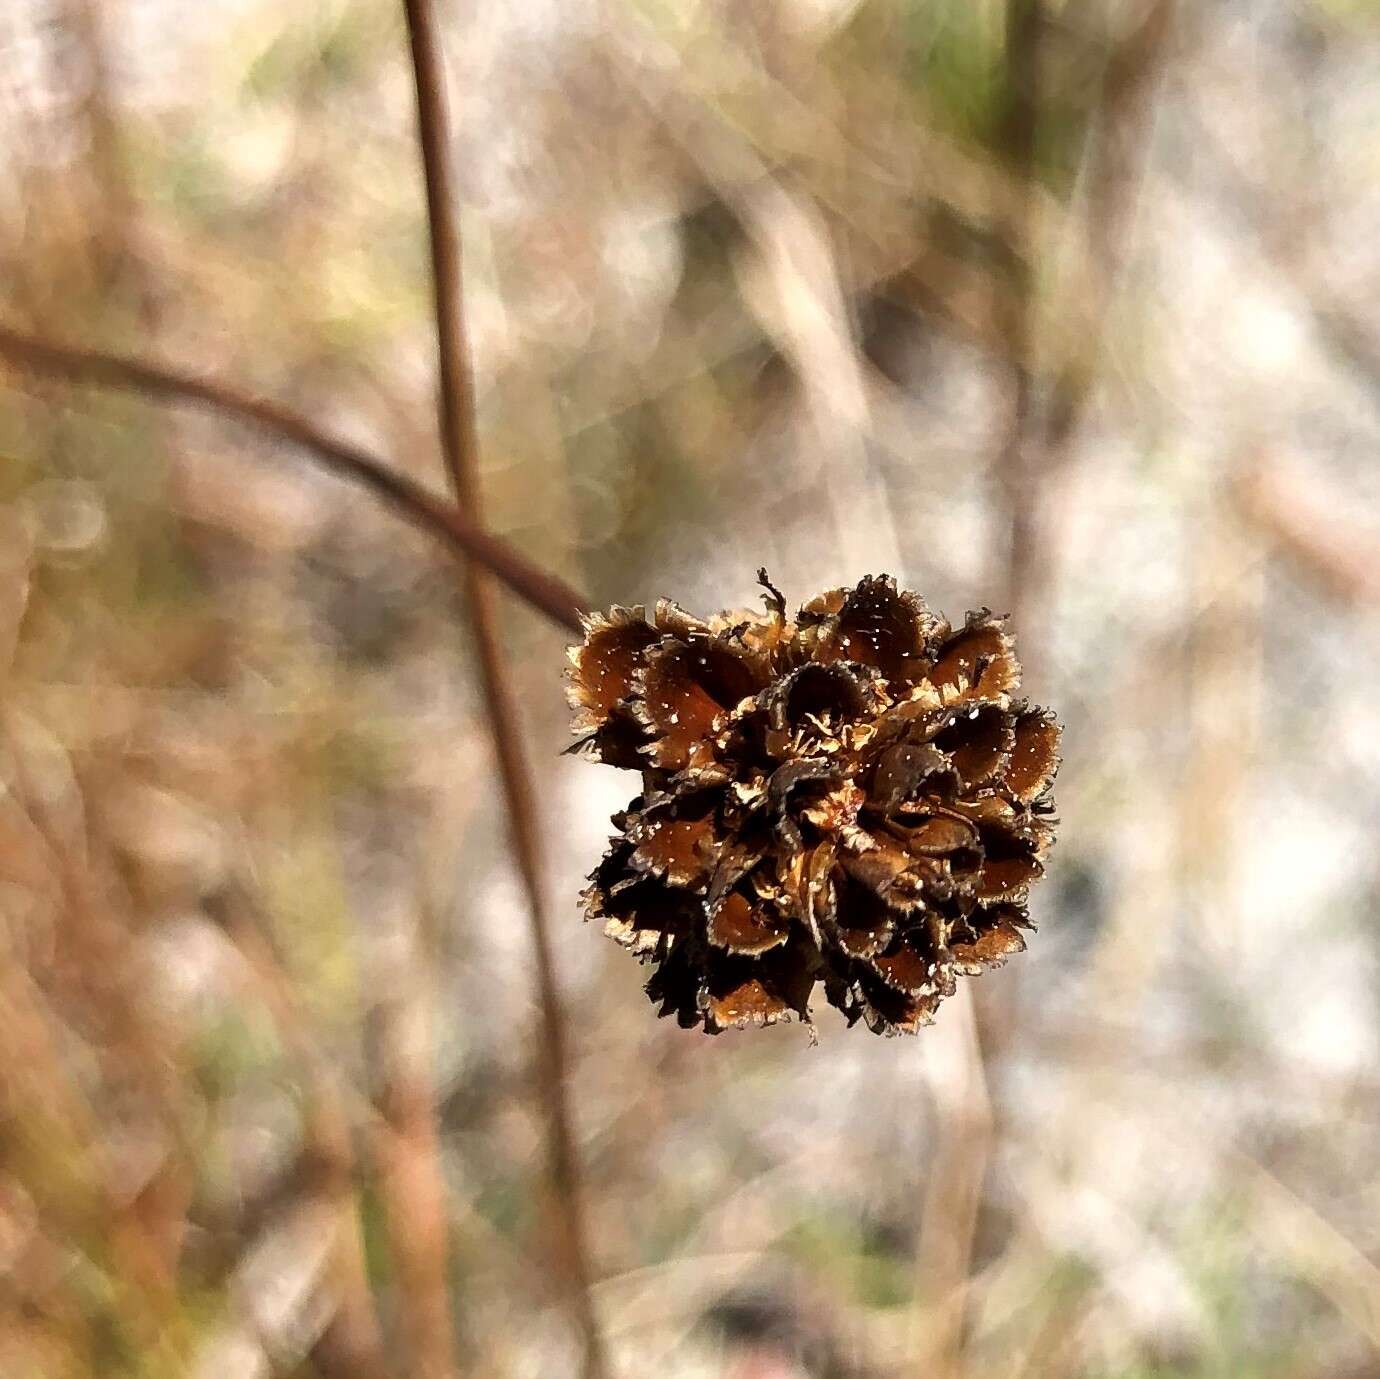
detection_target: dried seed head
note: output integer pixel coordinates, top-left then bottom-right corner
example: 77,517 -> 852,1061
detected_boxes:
567,573 -> 1061,1036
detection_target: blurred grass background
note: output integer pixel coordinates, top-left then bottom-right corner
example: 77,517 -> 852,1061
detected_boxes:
3,1 -> 1380,1377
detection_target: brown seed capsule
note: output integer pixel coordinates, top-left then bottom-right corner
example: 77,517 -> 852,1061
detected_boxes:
566,572 -> 1060,1035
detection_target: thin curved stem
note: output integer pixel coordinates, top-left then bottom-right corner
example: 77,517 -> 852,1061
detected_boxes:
0,323 -> 589,635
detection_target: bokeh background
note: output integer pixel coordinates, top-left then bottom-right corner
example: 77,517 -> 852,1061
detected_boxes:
3,1 -> 1380,1377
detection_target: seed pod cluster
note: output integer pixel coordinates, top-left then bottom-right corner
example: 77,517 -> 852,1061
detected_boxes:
567,573 -> 1060,1035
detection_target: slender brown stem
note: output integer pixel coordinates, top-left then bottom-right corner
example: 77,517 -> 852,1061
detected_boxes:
994,0 -> 1044,634
925,12 -> 1045,1373
997,0 -> 1178,633
971,0 -> 1047,1059
399,5 -> 610,1379
0,323 -> 589,634
1044,0 -> 1177,457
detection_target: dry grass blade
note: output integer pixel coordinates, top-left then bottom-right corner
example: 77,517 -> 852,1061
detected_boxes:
367,904 -> 459,1379
913,987 -> 994,1379
1232,458 -> 1380,606
1237,1153 -> 1380,1355
215,885 -> 393,1379
0,507 -> 32,685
